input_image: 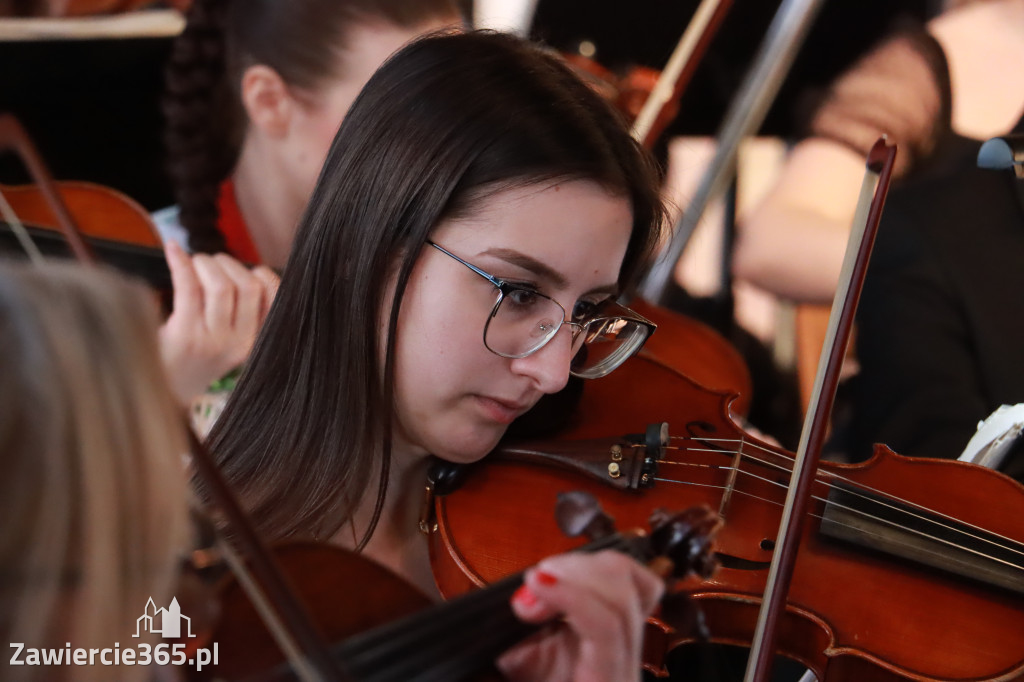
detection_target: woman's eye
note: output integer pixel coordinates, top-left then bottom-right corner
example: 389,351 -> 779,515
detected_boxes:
505,287 -> 542,308
571,299 -> 605,322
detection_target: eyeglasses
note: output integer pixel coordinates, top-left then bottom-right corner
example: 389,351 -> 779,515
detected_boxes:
428,241 -> 655,379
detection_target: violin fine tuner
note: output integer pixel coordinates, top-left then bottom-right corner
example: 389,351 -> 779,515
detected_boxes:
493,422 -> 669,491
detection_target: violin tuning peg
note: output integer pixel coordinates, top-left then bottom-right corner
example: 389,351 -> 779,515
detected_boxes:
648,505 -> 722,580
555,491 -> 617,540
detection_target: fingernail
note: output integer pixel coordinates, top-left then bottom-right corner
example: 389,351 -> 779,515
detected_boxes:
535,571 -> 558,586
512,585 -> 538,607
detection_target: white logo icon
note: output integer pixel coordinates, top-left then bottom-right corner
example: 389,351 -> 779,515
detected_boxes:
134,597 -> 195,639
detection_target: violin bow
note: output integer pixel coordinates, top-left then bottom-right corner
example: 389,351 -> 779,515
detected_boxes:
630,0 -> 732,149
0,113 -> 95,264
742,138 -> 897,682
636,0 -> 827,303
185,425 -> 348,681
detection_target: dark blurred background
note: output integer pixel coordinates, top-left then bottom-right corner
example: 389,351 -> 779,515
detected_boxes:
530,0 -> 936,137
1,0 -> 935,211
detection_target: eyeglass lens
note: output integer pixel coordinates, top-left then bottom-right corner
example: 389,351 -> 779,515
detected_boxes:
485,288 -> 564,357
485,290 -> 651,379
570,317 -> 650,379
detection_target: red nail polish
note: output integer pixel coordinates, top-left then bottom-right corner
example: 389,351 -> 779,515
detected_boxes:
512,585 -> 538,607
535,571 -> 558,586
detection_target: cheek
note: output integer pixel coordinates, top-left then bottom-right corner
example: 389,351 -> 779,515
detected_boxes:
392,271 -> 488,413
397,284 -> 488,392
390,274 -> 516,460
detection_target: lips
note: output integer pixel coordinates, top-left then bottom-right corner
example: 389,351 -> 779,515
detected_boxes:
474,395 -> 534,425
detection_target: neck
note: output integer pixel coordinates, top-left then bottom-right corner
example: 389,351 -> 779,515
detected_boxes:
232,139 -> 305,269
334,446 -> 441,600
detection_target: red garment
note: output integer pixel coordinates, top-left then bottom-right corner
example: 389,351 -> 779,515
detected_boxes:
216,179 -> 262,265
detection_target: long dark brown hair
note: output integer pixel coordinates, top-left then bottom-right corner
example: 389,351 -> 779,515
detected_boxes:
162,0 -> 462,254
206,30 -> 666,547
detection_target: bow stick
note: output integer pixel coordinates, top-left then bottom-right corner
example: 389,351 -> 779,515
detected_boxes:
637,0 -> 827,303
630,0 -> 733,149
0,113 -> 94,264
743,137 -> 897,682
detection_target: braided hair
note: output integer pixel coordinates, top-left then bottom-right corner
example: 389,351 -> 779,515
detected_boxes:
162,0 -> 462,254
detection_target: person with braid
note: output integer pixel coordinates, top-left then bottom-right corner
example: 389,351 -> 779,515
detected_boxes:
157,0 -> 463,266
153,0 -> 464,404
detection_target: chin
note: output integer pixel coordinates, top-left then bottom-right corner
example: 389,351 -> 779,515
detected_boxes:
433,425 -> 507,464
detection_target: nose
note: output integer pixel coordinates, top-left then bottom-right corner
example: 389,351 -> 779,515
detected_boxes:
509,324 -> 573,394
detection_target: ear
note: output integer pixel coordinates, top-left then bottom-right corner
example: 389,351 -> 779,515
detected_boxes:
239,64 -> 294,138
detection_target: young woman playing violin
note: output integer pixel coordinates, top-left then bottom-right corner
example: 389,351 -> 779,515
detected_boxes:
0,261 -> 665,681
207,29 -> 669,678
154,0 -> 465,404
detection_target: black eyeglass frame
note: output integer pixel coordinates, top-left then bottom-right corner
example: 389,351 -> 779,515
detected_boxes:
427,240 -> 656,378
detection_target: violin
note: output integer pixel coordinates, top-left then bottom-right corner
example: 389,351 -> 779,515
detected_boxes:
188,492 -> 721,681
563,53 -> 677,148
0,114 -> 172,295
428,353 -> 1024,680
427,140 -> 1024,680
0,180 -> 172,292
563,0 -> 733,151
175,342 -> 723,682
631,297 -> 751,416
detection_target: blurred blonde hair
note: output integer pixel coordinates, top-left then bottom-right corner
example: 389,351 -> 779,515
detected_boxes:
0,263 -> 191,682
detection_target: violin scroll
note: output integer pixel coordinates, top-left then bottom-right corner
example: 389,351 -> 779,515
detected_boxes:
554,490 -> 723,646
554,490 -> 722,583
647,505 -> 721,582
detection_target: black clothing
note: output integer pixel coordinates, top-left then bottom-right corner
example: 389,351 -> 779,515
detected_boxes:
851,117 -> 1024,483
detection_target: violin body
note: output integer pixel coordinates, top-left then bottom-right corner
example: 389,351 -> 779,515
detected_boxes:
189,542 -> 444,681
630,297 -> 752,415
192,499 -> 719,682
1,181 -> 161,247
563,54 -> 680,148
430,355 -> 1024,681
0,181 -> 172,295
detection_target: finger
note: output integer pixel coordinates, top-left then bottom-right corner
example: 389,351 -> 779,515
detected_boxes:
164,240 -> 202,321
191,254 -> 237,334
522,553 -> 660,681
211,254 -> 263,340
509,583 -> 553,622
529,551 -> 664,617
249,265 -> 280,321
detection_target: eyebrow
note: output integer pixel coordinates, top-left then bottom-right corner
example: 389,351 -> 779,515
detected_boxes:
481,247 -> 620,297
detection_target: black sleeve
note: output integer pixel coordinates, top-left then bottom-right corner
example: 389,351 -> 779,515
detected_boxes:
849,201 -> 988,461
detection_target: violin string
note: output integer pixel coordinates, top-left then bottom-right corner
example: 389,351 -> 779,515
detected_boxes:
650,475 -> 1024,571
665,443 -> 1024,561
351,535 -> 639,681
652,442 -> 1024,564
341,533 -> 637,680
660,436 -> 1024,554
339,576 -> 525,680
